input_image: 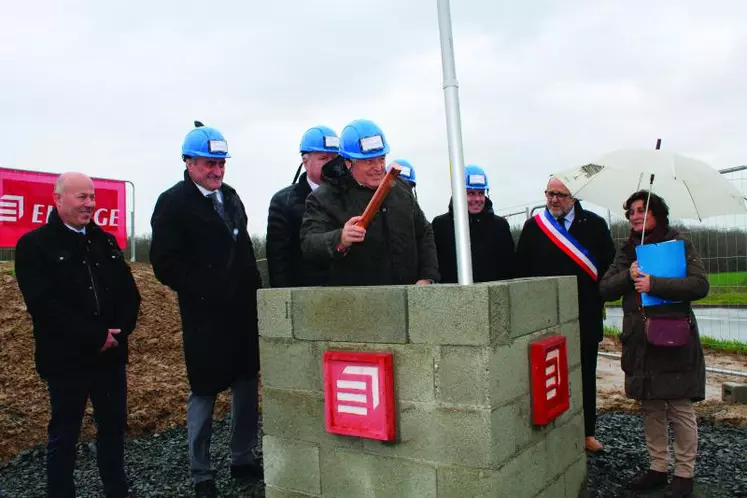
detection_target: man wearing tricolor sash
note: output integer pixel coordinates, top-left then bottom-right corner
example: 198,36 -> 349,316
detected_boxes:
515,177 -> 615,453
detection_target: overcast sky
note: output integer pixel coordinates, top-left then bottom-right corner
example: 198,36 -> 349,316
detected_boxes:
3,0 -> 747,236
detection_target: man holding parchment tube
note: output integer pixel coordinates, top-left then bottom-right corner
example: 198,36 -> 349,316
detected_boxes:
300,119 -> 439,286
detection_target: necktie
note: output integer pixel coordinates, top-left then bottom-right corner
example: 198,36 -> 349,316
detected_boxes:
556,217 -> 567,232
208,192 -> 235,238
208,192 -> 225,219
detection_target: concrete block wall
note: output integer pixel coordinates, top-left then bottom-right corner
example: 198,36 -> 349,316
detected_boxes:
259,277 -> 587,498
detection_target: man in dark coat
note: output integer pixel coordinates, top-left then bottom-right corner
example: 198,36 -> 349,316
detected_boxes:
432,165 -> 514,283
266,125 -> 338,287
515,176 -> 615,452
301,119 -> 439,286
150,123 -> 263,497
15,172 -> 141,498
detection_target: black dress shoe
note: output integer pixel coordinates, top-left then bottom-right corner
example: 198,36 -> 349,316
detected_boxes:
665,476 -> 694,498
194,479 -> 217,498
627,469 -> 668,491
230,460 -> 264,481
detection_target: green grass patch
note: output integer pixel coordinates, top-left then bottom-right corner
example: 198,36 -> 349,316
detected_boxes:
708,271 -> 747,287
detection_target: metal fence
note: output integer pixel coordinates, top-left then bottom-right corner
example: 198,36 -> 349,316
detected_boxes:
497,169 -> 747,346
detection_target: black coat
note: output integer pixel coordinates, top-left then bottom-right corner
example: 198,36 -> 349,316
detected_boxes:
514,201 -> 616,342
15,209 -> 141,379
266,172 -> 329,287
599,230 -> 708,401
150,171 -> 261,395
432,198 -> 515,283
300,158 -> 440,286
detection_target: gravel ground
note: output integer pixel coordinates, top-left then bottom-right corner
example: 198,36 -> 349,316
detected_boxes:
587,412 -> 747,498
1,412 -> 745,497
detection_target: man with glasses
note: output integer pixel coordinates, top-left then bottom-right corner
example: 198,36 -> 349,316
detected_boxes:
515,176 -> 615,453
301,119 -> 439,286
150,122 -> 263,498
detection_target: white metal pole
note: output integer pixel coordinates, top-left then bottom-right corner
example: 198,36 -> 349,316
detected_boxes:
125,180 -> 136,262
437,0 -> 473,284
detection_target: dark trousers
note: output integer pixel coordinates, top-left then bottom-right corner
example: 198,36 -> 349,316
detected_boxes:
580,337 -> 600,437
46,364 -> 128,498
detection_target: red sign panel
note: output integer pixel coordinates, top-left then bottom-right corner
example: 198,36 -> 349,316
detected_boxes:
530,335 -> 570,425
0,167 -> 127,248
323,351 -> 396,441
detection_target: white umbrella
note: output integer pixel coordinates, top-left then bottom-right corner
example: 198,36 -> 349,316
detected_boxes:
554,149 -> 747,221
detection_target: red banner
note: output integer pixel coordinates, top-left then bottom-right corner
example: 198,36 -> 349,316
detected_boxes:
0,168 -> 127,248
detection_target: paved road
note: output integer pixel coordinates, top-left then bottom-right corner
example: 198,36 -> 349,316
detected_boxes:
605,306 -> 747,343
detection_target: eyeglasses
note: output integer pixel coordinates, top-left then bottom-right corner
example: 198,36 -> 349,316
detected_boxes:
544,190 -> 571,200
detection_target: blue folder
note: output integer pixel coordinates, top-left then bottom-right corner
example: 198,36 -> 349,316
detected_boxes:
635,239 -> 686,307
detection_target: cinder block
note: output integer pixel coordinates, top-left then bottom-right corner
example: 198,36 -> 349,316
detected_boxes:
488,284 -> 511,345
492,440 -> 549,497
436,346 -> 490,405
408,284 -> 492,345
536,476 -> 566,498
262,387 -> 363,451
321,342 -> 436,402
490,395 -> 551,466
509,278 -> 558,338
360,402 -> 494,468
259,288 -> 293,338
559,321 -> 582,369
319,447 -> 437,498
437,466 -> 499,497
722,382 -> 747,404
557,276 -> 579,324
263,436 -> 321,495
292,286 -> 407,343
545,413 -> 585,479
489,334 -> 533,407
259,338 -> 322,391
265,486 -> 319,498
564,455 -> 588,498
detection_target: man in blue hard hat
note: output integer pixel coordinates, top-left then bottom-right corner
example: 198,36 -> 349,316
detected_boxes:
266,125 -> 339,287
388,159 -> 417,198
300,119 -> 439,286
150,122 -> 263,498
432,165 -> 515,283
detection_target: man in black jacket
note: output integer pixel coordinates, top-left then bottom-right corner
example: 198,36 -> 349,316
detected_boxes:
150,123 -> 263,498
15,172 -> 141,498
432,165 -> 514,283
515,176 -> 615,452
266,125 -> 338,287
301,119 -> 439,286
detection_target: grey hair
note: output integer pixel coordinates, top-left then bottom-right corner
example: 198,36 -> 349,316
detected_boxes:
53,175 -> 67,195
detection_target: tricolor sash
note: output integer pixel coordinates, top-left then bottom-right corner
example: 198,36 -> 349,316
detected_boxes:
534,210 -> 598,281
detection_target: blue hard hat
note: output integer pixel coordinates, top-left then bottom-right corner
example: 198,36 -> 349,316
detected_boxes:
300,125 -> 340,154
389,159 -> 416,185
181,122 -> 231,159
465,164 -> 488,190
340,119 -> 390,160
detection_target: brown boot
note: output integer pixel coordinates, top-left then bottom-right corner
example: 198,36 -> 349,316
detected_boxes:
584,436 -> 604,452
627,469 -> 668,491
665,476 -> 693,498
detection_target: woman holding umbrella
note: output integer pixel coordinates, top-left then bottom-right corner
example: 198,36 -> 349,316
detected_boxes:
599,190 -> 709,498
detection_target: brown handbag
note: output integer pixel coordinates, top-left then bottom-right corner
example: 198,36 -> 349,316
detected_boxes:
644,315 -> 692,347
637,293 -> 692,347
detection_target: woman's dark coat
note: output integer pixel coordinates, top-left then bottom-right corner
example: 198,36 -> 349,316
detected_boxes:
599,229 -> 709,401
